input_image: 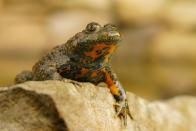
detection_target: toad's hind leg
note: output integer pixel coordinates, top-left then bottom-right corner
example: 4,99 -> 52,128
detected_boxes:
33,63 -> 63,81
15,71 -> 33,84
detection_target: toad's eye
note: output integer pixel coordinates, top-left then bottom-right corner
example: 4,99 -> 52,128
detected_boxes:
86,22 -> 101,33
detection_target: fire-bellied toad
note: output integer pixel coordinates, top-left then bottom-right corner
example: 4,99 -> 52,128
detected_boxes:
15,22 -> 133,126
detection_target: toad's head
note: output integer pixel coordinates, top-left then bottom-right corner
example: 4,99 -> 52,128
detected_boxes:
69,22 -> 122,63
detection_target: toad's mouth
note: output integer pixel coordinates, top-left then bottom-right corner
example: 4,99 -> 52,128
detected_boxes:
79,31 -> 121,45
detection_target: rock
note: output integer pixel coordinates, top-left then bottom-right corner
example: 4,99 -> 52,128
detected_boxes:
114,0 -> 165,25
114,0 -> 196,31
0,13 -> 47,53
162,1 -> 196,30
63,0 -> 111,11
0,1 -> 3,10
148,31 -> 196,96
0,80 -> 195,131
151,31 -> 196,61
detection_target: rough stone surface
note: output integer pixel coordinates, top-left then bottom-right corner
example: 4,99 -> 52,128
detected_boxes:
0,80 -> 195,131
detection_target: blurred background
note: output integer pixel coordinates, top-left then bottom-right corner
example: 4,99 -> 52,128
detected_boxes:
0,0 -> 196,100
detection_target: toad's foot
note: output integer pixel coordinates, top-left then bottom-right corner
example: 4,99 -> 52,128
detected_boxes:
114,99 -> 133,126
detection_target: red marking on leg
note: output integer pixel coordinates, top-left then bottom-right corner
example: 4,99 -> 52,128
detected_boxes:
102,68 -> 120,96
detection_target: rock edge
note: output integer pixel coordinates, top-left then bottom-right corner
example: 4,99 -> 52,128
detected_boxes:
0,80 -> 195,131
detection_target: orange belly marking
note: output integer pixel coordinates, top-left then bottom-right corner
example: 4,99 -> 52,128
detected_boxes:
77,68 -> 89,78
84,43 -> 117,62
84,43 -> 107,61
91,72 -> 98,77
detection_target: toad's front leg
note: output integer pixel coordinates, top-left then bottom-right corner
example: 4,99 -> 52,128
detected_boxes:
101,66 -> 133,126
